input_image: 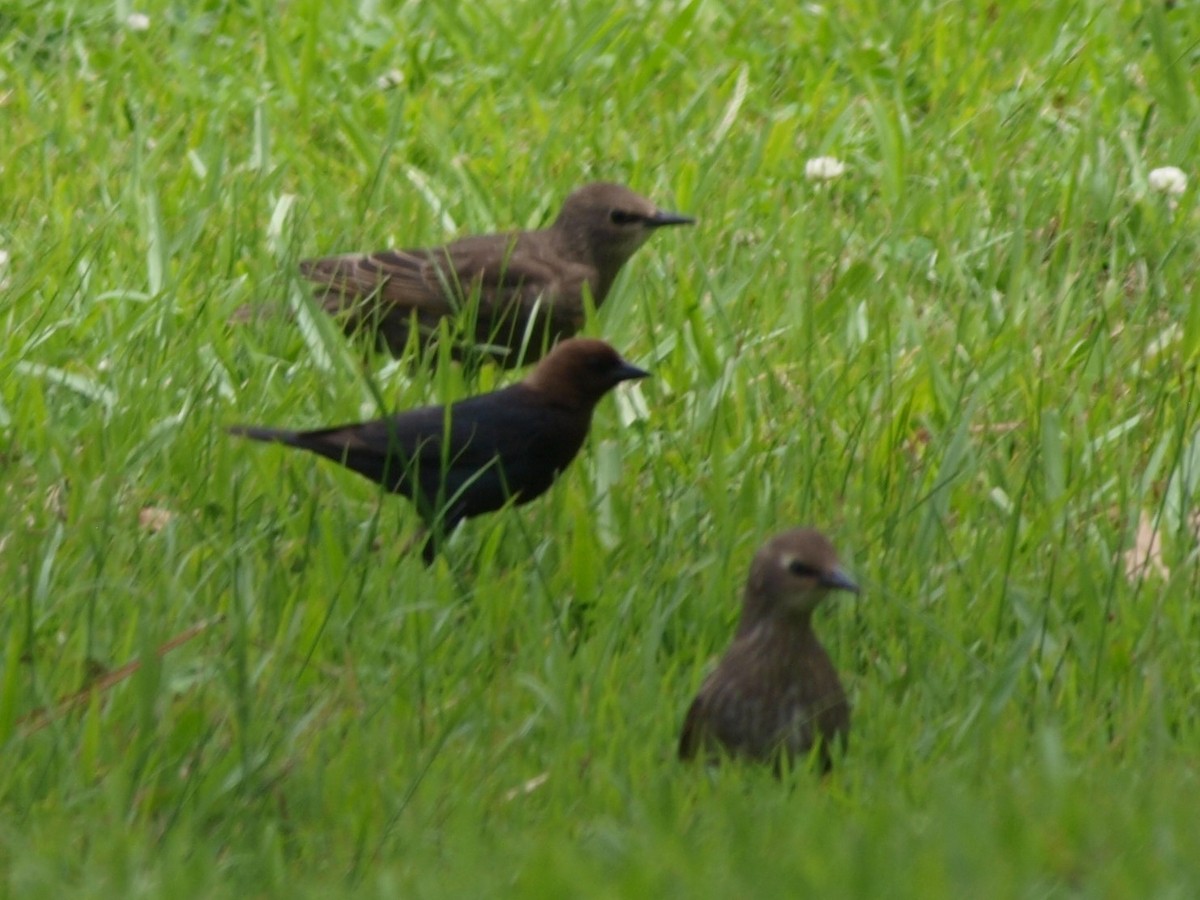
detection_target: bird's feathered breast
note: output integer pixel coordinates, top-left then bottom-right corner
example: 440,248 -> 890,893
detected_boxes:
679,619 -> 848,764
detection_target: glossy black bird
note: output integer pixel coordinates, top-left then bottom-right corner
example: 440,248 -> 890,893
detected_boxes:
678,528 -> 860,771
297,182 -> 693,366
228,338 -> 649,563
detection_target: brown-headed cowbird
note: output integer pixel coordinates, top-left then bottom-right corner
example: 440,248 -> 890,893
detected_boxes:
678,528 -> 860,771
297,182 -> 693,366
228,338 -> 648,564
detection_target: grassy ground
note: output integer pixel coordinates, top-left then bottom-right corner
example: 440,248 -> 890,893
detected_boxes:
4,0 -> 1200,895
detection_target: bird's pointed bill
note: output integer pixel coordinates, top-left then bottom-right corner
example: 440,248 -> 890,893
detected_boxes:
614,361 -> 651,382
646,210 -> 696,228
820,567 -> 860,594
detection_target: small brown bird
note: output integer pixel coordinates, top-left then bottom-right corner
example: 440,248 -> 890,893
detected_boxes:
298,182 -> 693,366
678,528 -> 860,771
228,338 -> 649,564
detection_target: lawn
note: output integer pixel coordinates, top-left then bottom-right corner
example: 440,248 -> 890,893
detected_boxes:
3,0 -> 1200,895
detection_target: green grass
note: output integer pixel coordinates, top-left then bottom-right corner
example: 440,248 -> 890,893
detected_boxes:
4,0 -> 1200,894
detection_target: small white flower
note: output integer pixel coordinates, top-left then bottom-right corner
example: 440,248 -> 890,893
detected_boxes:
1148,166 -> 1187,196
376,69 -> 405,90
125,12 -> 150,31
805,156 -> 846,181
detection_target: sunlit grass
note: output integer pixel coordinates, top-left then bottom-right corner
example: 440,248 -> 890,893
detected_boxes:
3,0 -> 1200,895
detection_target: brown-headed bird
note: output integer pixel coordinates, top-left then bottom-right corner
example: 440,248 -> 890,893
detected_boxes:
678,528 -> 860,771
298,182 -> 693,367
228,338 -> 648,564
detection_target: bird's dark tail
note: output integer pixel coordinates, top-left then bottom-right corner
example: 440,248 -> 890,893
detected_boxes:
226,425 -> 303,446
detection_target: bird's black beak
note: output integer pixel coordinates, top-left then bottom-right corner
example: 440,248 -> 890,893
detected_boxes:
646,210 -> 696,228
820,567 -> 860,595
613,360 -> 651,382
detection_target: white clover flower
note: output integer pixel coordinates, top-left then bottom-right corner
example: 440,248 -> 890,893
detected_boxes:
805,156 -> 847,181
376,69 -> 405,90
125,12 -> 150,31
1148,166 -> 1187,196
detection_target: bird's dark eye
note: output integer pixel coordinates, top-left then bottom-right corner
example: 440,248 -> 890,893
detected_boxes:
609,209 -> 642,225
788,560 -> 820,578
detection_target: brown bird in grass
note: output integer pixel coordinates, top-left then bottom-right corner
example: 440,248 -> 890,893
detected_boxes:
297,182 -> 693,366
678,528 -> 860,771
228,338 -> 649,564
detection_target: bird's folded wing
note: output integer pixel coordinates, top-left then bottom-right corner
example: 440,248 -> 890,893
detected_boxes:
301,236 -> 595,333
300,250 -> 448,313
344,403 -> 529,477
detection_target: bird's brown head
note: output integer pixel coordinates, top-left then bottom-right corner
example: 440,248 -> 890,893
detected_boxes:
553,182 -> 694,270
522,337 -> 649,408
740,528 -> 859,629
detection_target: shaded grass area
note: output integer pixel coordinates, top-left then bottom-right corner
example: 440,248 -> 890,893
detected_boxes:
3,0 -> 1200,894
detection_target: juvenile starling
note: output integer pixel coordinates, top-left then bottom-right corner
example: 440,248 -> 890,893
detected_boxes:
228,338 -> 649,564
678,528 -> 860,770
298,182 -> 693,366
